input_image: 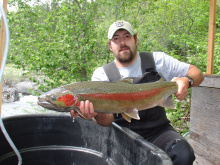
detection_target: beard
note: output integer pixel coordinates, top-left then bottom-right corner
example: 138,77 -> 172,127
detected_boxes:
114,46 -> 137,64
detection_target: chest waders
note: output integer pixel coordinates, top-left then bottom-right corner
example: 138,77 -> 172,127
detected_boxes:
103,52 -> 196,165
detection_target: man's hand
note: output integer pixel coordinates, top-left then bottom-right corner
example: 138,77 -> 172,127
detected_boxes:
171,77 -> 189,101
70,100 -> 98,120
70,100 -> 114,127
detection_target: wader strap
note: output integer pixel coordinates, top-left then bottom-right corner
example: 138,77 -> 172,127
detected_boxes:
139,52 -> 156,73
103,61 -> 121,82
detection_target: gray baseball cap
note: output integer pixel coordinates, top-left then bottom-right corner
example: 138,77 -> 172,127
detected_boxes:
108,20 -> 135,39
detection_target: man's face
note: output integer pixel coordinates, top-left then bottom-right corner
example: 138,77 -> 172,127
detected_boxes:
109,29 -> 138,64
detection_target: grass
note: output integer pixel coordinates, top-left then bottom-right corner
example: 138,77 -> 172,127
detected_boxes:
3,63 -> 29,87
3,63 -> 47,95
165,94 -> 191,135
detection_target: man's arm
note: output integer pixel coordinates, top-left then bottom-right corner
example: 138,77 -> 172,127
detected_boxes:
93,113 -> 114,127
185,65 -> 204,87
171,64 -> 204,100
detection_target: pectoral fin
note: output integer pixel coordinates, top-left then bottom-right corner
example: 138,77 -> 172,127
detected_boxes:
74,107 -> 87,120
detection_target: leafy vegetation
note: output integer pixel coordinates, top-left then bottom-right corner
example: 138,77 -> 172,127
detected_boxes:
5,0 -> 220,134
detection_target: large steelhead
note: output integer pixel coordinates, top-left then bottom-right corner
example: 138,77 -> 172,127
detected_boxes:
38,79 -> 177,122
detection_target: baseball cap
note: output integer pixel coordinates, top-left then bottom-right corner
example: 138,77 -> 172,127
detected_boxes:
108,20 -> 135,39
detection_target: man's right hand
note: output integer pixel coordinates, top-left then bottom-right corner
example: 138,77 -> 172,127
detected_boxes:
70,100 -> 98,120
70,100 -> 114,127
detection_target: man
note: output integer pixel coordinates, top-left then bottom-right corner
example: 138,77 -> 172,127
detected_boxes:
70,20 -> 204,165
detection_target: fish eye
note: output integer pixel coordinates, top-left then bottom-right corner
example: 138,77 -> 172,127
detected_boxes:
51,95 -> 57,101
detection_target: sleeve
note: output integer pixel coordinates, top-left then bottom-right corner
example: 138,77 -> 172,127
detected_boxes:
153,52 -> 190,81
91,67 -> 110,81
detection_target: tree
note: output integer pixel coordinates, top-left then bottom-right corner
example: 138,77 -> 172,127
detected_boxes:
8,0 -> 220,88
8,0 -> 109,90
7,0 -> 220,134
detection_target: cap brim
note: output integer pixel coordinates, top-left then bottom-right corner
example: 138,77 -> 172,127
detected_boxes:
108,27 -> 134,39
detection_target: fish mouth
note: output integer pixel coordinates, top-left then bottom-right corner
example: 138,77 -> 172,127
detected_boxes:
37,97 -> 70,112
37,100 -> 60,110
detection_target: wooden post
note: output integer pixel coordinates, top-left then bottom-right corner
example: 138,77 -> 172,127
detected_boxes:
189,75 -> 220,164
206,0 -> 216,75
0,0 -> 7,114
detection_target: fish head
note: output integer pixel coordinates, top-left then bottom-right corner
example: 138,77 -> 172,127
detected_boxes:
38,87 -> 79,112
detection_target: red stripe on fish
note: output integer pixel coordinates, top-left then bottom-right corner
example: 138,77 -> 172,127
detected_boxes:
78,87 -> 164,101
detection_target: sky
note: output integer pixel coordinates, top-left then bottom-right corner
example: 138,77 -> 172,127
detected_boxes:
0,0 -> 53,14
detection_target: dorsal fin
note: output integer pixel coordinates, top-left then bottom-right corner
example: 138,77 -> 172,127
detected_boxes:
119,79 -> 134,84
158,78 -> 165,82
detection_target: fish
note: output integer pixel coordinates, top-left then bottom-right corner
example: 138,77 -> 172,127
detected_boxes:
37,79 -> 177,122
